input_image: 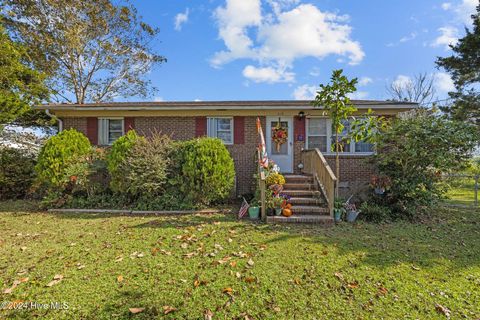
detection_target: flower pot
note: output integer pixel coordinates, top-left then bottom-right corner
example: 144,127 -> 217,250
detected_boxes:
334,209 -> 343,222
267,208 -> 275,216
346,210 -> 359,222
248,207 -> 260,220
374,188 -> 385,195
275,208 -> 283,216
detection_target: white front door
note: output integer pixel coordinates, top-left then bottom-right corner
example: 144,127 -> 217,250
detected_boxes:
266,116 -> 293,173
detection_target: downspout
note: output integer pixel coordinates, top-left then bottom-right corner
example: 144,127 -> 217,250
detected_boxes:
46,109 -> 62,132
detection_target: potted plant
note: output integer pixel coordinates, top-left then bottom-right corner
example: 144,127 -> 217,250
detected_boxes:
370,175 -> 392,195
248,202 -> 260,220
272,196 -> 284,216
333,198 -> 345,222
344,202 -> 359,222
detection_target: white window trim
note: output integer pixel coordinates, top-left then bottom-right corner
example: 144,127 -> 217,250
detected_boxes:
306,116 -> 374,155
207,117 -> 234,145
98,117 -> 125,146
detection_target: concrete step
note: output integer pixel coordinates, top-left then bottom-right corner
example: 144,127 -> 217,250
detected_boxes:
289,197 -> 324,205
291,205 -> 329,215
283,183 -> 315,190
283,175 -> 314,183
282,190 -> 320,197
266,215 -> 333,225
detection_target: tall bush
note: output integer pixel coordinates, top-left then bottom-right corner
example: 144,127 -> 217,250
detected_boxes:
372,110 -> 478,219
175,137 -> 235,206
0,147 -> 36,199
115,133 -> 172,198
35,129 -> 91,189
107,130 -> 144,192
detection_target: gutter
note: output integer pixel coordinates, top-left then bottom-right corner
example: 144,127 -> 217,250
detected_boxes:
46,109 -> 63,132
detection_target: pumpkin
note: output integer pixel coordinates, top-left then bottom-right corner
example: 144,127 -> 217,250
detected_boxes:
285,203 -> 292,209
282,208 -> 292,217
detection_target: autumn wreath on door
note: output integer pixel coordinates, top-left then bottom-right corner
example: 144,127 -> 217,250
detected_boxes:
272,119 -> 288,152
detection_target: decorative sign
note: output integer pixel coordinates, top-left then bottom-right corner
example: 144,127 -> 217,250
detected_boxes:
297,134 -> 304,142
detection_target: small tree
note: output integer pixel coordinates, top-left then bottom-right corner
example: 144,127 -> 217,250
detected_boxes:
313,69 -> 358,196
387,73 -> 436,107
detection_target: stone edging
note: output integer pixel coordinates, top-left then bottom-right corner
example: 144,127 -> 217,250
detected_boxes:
47,208 -> 231,216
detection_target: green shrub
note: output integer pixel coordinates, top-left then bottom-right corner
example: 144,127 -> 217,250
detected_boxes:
0,147 -> 36,199
35,129 -> 91,189
371,110 -> 478,219
107,130 -> 143,192
174,137 -> 235,206
359,201 -> 392,222
266,173 -> 286,186
115,133 -> 172,199
64,148 -> 109,197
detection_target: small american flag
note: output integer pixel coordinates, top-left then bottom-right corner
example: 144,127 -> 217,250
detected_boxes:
238,197 -> 250,219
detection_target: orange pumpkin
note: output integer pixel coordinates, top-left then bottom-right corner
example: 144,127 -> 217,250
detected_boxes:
285,203 -> 292,209
282,208 -> 292,217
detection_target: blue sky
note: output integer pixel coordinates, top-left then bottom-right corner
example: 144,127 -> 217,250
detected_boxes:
130,0 -> 478,102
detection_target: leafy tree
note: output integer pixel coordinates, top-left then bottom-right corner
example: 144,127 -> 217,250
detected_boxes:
313,69 -> 358,196
436,4 -> 480,127
387,73 -> 436,107
0,25 -> 48,125
1,0 -> 166,103
372,109 -> 478,219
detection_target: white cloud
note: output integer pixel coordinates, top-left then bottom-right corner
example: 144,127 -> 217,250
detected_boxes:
348,91 -> 369,100
431,26 -> 459,49
453,0 -> 477,24
392,75 -> 413,88
194,98 -> 202,102
293,84 -> 317,100
154,96 -> 164,102
441,2 -> 453,10
358,77 -> 373,86
174,8 -> 190,31
434,72 -> 455,93
243,65 -> 295,83
211,0 -> 364,83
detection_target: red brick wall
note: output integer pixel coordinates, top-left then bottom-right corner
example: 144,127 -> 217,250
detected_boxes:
59,116 -> 375,197
135,117 -> 196,140
62,118 -> 88,136
324,155 -> 375,197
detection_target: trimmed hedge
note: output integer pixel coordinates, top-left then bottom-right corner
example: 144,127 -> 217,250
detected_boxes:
35,129 -> 91,189
174,137 -> 235,206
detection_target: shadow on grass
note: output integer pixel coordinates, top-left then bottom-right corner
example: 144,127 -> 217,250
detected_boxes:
263,206 -> 480,269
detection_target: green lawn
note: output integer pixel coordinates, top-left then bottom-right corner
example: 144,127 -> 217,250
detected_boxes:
444,176 -> 478,207
0,201 -> 479,319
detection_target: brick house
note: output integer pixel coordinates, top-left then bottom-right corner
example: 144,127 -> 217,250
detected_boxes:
38,100 -> 416,197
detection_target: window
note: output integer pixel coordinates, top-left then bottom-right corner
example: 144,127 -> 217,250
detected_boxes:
99,118 -> 124,145
306,118 -> 328,152
207,117 -> 233,144
306,117 -> 374,154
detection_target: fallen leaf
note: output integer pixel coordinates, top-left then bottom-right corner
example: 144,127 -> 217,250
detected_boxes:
247,259 -> 254,266
244,277 -> 256,283
222,287 -> 233,295
129,307 -> 145,314
181,243 -> 188,249
229,261 -> 237,267
235,272 -> 241,278
435,304 -> 451,318
46,274 -> 63,287
2,278 -> 28,294
411,266 -> 420,271
117,275 -> 124,283
334,272 -> 344,281
163,306 -> 177,314
204,309 -> 214,320
115,256 -> 123,262
377,286 -> 388,295
20,246 -> 27,251
347,281 -> 359,289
